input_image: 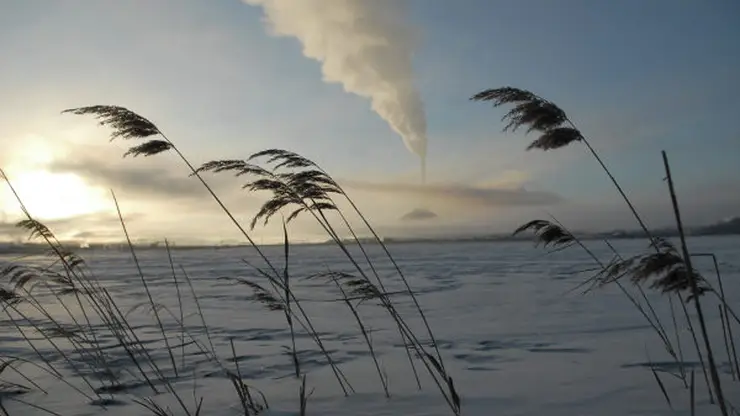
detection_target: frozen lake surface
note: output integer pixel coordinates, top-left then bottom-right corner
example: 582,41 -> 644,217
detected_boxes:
1,236 -> 739,415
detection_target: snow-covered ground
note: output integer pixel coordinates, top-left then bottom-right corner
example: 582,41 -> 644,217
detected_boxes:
2,236 -> 739,415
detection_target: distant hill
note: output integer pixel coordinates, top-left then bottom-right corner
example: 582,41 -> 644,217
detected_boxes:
588,216 -> 740,240
1,216 -> 739,254
693,216 -> 740,236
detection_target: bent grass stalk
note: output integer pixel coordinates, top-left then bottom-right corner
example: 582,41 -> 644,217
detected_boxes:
322,270 -> 389,397
283,158 -> 440,378
662,151 -> 728,416
2,172 -> 165,395
1,94 -> 734,416
165,239 -> 187,373
3,170 -> 263,414
718,305 -> 735,380
66,107 -> 356,396
547,216 -> 677,359
281,221 -> 300,379
475,87 -> 734,413
110,191 -> 181,383
314,205 -> 422,389
0,357 -> 47,394
178,266 -> 220,366
3,170 -> 220,413
311,162 -> 446,374
201,155 -> 452,404
197,155 -> 455,408
67,106 -> 458,409
692,253 -> 740,378
471,86 -> 693,354
1,301 -> 99,401
237,259 -> 354,395
601,239 -> 690,386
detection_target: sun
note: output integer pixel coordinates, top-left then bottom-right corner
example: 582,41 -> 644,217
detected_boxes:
1,170 -> 109,220
1,135 -> 110,221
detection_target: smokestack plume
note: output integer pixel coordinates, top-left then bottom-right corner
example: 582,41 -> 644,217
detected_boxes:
244,0 -> 428,174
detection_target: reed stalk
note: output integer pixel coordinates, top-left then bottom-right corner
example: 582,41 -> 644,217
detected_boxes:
662,150 -> 727,416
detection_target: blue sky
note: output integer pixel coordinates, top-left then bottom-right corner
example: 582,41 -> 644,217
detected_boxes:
1,1 -> 739,243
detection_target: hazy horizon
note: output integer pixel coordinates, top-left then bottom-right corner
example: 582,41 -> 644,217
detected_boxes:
2,1 -> 739,245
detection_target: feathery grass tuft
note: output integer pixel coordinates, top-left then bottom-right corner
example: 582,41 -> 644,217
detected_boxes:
198,152 -> 341,230
65,104 -> 459,415
471,87 -> 580,149
483,85 -> 734,415
123,140 -> 174,158
598,239 -> 710,299
525,127 -> 583,151
63,105 -> 172,160
221,277 -> 284,311
513,219 -> 575,248
63,106 -> 159,140
15,219 -> 54,241
0,288 -> 22,307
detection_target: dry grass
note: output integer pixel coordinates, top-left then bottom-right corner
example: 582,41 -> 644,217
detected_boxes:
0,105 -> 461,415
476,85 -> 738,415
0,87 -> 736,416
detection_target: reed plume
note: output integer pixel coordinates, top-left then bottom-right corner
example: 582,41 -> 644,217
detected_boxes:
201,149 -> 459,413
197,151 -> 342,229
62,106 -> 162,143
513,219 -> 575,248
663,151 -> 728,415
66,102 -> 445,401
66,105 -> 355,395
471,88 -> 581,148
471,87 -> 654,243
484,86 -> 732,414
599,238 -> 709,298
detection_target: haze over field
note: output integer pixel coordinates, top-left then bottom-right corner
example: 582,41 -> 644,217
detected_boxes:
1,1 -> 739,244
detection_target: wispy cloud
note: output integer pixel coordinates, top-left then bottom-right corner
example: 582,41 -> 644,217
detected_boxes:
342,179 -> 561,207
48,157 -> 215,202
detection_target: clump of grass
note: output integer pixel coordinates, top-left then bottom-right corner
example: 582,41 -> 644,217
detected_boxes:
65,105 -> 461,414
198,149 -> 460,412
1,170 -> 269,414
514,219 -> 680,366
6,107 -> 465,415
662,151 -> 728,414
476,86 -> 736,415
471,87 -> 653,242
65,105 -> 356,398
7,86 -> 734,416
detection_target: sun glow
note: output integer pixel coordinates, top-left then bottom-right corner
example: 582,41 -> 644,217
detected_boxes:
1,170 -> 110,220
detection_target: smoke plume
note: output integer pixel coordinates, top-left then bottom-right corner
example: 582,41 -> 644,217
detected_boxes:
244,0 -> 427,162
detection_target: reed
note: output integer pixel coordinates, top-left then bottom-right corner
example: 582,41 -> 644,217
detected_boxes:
1,176 -> 259,413
662,151 -> 727,415
0,104 -> 461,414
514,218 -> 682,376
0,87 -> 734,415
474,85 -> 736,414
60,105 -> 459,414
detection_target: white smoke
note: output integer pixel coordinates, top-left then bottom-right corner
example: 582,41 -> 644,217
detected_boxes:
244,0 -> 427,159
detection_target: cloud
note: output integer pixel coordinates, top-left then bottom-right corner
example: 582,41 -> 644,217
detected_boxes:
342,180 -> 562,207
45,150 -> 262,208
49,158 -> 206,201
30,150 -> 342,244
400,208 -> 438,222
326,178 -> 563,237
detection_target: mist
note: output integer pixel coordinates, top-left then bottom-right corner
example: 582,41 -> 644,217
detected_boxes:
244,0 -> 427,170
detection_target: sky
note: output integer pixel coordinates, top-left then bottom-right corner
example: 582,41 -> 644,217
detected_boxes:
1,0 -> 739,245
